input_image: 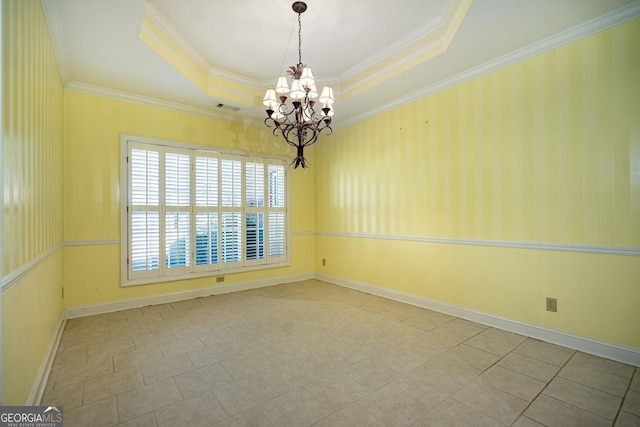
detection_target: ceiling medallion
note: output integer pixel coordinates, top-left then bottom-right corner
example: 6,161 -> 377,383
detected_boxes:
263,2 -> 335,169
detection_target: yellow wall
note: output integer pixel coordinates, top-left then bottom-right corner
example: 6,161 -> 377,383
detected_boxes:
315,19 -> 640,348
3,0 -> 638,405
2,0 -> 64,404
2,251 -> 63,405
63,91 -> 315,308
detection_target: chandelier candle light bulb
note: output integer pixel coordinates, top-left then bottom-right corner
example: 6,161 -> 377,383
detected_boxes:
263,1 -> 334,169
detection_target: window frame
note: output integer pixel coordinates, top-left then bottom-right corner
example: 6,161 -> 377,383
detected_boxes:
120,134 -> 290,287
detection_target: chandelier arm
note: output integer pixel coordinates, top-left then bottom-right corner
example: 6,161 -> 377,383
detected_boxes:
299,119 -> 332,147
281,126 -> 299,148
266,119 -> 296,147
279,103 -> 295,119
302,126 -> 318,146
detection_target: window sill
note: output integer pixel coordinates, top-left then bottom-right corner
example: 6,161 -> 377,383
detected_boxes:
121,260 -> 291,287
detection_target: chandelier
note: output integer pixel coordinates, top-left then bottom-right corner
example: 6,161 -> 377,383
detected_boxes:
263,1 -> 335,169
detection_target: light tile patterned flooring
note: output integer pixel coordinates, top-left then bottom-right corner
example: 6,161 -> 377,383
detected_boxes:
43,280 -> 640,426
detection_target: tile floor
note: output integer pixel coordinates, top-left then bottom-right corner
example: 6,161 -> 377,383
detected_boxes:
42,280 -> 640,426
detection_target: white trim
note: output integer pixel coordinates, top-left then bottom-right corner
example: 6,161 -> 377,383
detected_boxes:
57,3 -> 640,131
316,273 -> 640,367
120,133 -> 284,160
119,135 -> 291,287
64,239 -> 120,247
40,0 -> 71,85
65,273 -> 314,319
143,0 -> 260,90
292,230 -> 315,237
65,81 -> 257,126
122,261 -> 292,287
120,136 -> 130,287
340,1 -> 640,128
138,14 -> 257,108
137,20 -> 208,90
143,0 -> 212,75
342,33 -> 448,96
29,313 -> 66,405
57,232 -> 640,257
316,231 -> 640,257
340,15 -> 445,82
340,0 -> 472,95
1,245 -> 63,295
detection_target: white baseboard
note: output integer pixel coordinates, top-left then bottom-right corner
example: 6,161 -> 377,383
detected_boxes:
65,273 -> 315,319
316,273 -> 640,367
31,272 -> 639,407
29,313 -> 66,405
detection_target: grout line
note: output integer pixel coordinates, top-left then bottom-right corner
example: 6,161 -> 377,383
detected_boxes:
612,367 -> 637,426
514,346 -> 576,424
494,347 -> 557,382
43,281 -> 635,426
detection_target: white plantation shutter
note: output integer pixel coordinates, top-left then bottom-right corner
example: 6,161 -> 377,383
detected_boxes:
221,156 -> 242,208
129,145 -> 161,279
195,154 -> 218,206
164,149 -> 191,273
194,152 -> 219,271
131,148 -> 159,206
268,212 -> 285,258
268,163 -> 286,208
245,212 -> 265,262
245,160 -> 265,265
221,212 -> 242,264
165,211 -> 190,270
267,161 -> 287,262
195,212 -> 218,267
220,156 -> 242,267
124,139 -> 288,284
245,162 -> 264,208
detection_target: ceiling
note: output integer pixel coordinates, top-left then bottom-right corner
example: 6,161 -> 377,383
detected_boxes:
43,0 -> 640,127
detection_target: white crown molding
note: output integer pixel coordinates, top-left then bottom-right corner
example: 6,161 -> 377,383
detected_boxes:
30,314 -> 66,405
340,15 -> 445,82
65,273 -> 314,318
40,0 -> 71,85
340,0 -> 469,84
143,0 -> 261,90
143,0 -> 464,95
207,66 -> 263,90
341,1 -> 640,128
143,0 -> 212,73
1,244 -> 62,295
316,231 -> 640,257
50,1 -> 639,134
138,20 -> 208,91
340,33 -> 449,97
65,80 -> 258,125
316,273 -> 640,367
142,3 -> 259,105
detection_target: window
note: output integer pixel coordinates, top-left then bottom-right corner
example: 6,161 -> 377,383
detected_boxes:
121,136 -> 288,286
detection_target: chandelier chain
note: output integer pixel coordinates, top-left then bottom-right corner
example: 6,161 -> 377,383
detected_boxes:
298,12 -> 302,65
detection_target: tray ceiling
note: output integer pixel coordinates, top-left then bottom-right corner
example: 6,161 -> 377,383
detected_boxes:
43,0 -> 640,126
